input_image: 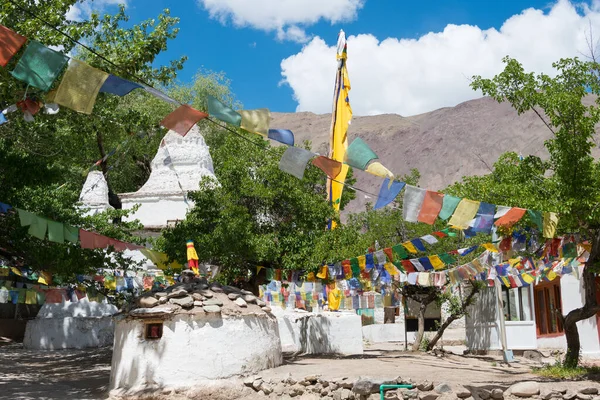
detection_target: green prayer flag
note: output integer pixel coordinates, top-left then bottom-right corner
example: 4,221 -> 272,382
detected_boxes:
18,288 -> 26,304
441,228 -> 457,237
47,220 -> 64,243
438,253 -> 457,265
11,40 -> 69,91
63,224 -> 79,243
438,195 -> 461,220
345,137 -> 378,170
392,244 -> 408,260
265,268 -> 274,281
393,261 -> 405,273
207,95 -> 242,126
28,216 -> 48,240
350,258 -> 360,277
563,242 -> 577,258
527,210 -> 543,230
17,208 -> 35,226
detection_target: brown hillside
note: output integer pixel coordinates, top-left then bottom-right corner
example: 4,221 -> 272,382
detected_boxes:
270,96 -> 600,214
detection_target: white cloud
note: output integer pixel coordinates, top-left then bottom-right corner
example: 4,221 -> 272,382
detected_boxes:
280,0 -> 600,116
66,0 -> 125,21
197,0 -> 363,43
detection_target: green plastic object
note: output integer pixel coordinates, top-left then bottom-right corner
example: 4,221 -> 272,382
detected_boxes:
380,384 -> 414,400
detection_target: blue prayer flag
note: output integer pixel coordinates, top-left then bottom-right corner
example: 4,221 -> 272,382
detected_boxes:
99,75 -> 142,96
374,179 -> 406,210
268,129 -> 294,146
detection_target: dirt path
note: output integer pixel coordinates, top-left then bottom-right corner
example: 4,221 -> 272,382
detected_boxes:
0,342 -> 597,400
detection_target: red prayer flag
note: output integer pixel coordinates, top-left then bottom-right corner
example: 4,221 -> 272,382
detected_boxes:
432,231 -> 447,238
311,156 -> 342,179
160,105 -> 208,136
0,24 -> 26,67
499,236 -> 512,252
401,260 -> 416,273
383,247 -> 394,262
494,207 -> 526,228
417,191 -> 444,225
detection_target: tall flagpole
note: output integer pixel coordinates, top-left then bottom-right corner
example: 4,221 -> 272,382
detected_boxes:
326,30 -> 352,229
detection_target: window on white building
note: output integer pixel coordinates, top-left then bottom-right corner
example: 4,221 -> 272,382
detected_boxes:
501,286 -> 533,321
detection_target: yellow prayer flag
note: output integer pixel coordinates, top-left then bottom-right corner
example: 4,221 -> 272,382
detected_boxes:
365,161 -> 394,179
316,265 -> 328,279
471,259 -> 485,273
25,290 -> 37,305
326,31 -> 352,226
52,59 -> 109,114
501,277 -> 511,287
10,267 -> 22,276
480,243 -> 499,253
256,266 -> 264,274
543,212 -> 559,238
402,241 -> 418,254
239,108 -> 271,136
429,255 -> 445,270
448,199 -> 480,229
522,273 -> 535,284
547,270 -> 557,281
384,262 -> 398,276
307,272 -> 316,282
358,255 -> 366,270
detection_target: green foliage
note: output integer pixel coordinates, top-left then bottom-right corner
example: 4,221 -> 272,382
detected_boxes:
532,361 -> 600,380
0,1 -> 184,279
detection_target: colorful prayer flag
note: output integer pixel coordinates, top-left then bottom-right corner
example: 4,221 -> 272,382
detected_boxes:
365,161 -> 393,179
374,179 -> 405,210
239,108 -> 270,136
11,40 -> 69,91
543,212 -> 559,238
0,24 -> 26,67
47,220 -> 64,243
410,238 -> 426,252
268,129 -> 294,146
402,185 -> 426,223
402,241 -> 418,254
417,191 -> 444,225
429,255 -> 445,270
470,202 -> 495,233
438,195 -> 461,220
52,59 -> 109,114
418,257 -> 434,271
28,216 -> 48,240
207,95 -> 242,126
161,105 -> 208,136
312,156 -> 342,179
494,207 -> 526,228
279,147 -> 315,179
99,74 -> 142,96
448,199 -> 480,229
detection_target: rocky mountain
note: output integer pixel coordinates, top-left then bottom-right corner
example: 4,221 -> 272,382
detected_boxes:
270,96 -> 599,214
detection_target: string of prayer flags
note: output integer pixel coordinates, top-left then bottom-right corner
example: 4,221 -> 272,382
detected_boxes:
449,199 -> 480,229
239,108 -> 270,136
494,206 -> 511,219
312,156 -> 342,179
365,161 -> 394,179
268,129 -> 294,146
402,241 -> 418,254
469,202 -> 495,233
392,244 -> 408,260
207,95 -> 242,127
418,257 -> 434,271
63,224 -> 79,244
418,191 -> 444,225
47,220 -> 64,243
279,147 -> 315,179
99,74 -> 142,96
429,255 -> 445,270
374,178 -> 405,210
0,25 -> 26,67
410,258 -> 424,271
438,195 -> 461,220
28,216 -> 48,240
51,59 -> 109,114
495,207 -> 526,228
543,212 -> 559,238
402,185 -> 426,223
11,40 -> 69,91
345,137 -> 378,170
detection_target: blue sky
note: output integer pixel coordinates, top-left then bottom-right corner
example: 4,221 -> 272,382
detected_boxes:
87,0 -> 597,115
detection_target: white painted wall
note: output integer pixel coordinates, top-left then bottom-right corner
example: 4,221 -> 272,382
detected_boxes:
109,313 -> 282,391
24,316 -> 115,350
506,321 -> 537,350
272,308 -> 363,355
559,274 -> 600,358
362,323 -> 404,343
121,195 -> 191,229
23,300 -> 118,350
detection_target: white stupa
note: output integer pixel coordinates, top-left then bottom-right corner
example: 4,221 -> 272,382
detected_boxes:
119,125 -> 217,229
79,171 -> 114,216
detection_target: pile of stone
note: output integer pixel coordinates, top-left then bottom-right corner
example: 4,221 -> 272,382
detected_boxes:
128,276 -> 272,318
242,376 -> 600,400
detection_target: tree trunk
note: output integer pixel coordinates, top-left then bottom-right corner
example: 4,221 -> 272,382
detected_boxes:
412,302 -> 427,351
426,284 -> 481,351
95,131 -> 122,222
563,232 -> 600,368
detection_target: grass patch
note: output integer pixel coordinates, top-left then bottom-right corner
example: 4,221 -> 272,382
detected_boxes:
532,363 -> 600,380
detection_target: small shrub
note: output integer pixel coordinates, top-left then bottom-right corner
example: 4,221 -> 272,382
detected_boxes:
532,361 -> 600,380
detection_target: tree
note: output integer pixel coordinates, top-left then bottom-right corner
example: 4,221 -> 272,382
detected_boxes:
0,1 -> 186,280
470,56 -> 600,367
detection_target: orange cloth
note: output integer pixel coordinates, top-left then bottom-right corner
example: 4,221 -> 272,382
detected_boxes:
417,191 -> 444,225
312,156 -> 342,179
0,25 -> 26,67
161,105 -> 208,136
494,207 -> 527,228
